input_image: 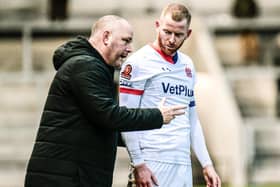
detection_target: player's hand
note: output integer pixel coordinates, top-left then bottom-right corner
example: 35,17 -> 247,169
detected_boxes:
203,165 -> 221,187
158,97 -> 187,124
134,163 -> 158,187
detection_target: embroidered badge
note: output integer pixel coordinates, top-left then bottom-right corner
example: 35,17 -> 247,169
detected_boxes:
121,64 -> 132,80
185,66 -> 192,78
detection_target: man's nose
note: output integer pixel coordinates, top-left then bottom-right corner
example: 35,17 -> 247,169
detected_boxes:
169,34 -> 176,44
126,44 -> 133,53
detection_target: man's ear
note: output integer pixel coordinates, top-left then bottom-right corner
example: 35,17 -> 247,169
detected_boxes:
155,20 -> 160,29
103,31 -> 111,45
186,29 -> 192,38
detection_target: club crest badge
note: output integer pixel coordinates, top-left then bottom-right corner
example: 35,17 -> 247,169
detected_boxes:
121,64 -> 132,80
185,66 -> 192,78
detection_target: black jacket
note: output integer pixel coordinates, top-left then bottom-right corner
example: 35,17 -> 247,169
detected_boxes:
25,36 -> 163,187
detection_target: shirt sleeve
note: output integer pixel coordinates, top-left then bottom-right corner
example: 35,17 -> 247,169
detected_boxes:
190,100 -> 213,168
190,67 -> 212,168
119,61 -> 146,165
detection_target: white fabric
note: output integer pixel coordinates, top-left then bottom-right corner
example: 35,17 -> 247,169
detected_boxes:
119,45 -> 212,167
190,107 -> 213,167
146,161 -> 192,187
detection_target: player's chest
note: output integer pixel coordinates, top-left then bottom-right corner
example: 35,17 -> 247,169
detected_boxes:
145,66 -> 194,97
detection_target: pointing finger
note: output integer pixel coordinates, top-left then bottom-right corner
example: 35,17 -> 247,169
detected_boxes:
173,110 -> 185,116
159,97 -> 166,107
172,105 -> 187,110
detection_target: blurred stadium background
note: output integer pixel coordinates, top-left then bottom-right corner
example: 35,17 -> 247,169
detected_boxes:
0,0 -> 280,186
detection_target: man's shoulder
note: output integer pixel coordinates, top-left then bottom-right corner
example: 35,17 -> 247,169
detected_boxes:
130,44 -> 153,57
177,51 -> 194,66
63,54 -> 107,75
126,45 -> 156,65
177,51 -> 192,62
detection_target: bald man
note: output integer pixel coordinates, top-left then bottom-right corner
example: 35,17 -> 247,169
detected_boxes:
24,15 -> 186,187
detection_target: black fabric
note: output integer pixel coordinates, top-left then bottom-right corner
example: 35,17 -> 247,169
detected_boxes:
25,36 -> 163,187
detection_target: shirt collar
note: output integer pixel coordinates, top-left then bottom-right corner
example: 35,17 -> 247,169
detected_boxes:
150,44 -> 178,64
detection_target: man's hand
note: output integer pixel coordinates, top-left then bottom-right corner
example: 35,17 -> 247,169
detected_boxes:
158,97 -> 187,124
134,163 -> 158,187
203,165 -> 221,187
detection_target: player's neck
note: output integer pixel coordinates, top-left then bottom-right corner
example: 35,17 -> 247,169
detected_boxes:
150,42 -> 177,64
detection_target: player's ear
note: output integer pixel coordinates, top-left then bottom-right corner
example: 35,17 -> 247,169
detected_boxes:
103,31 -> 111,46
186,29 -> 192,38
155,20 -> 160,29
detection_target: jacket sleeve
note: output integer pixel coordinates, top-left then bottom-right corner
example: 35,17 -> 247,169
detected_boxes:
69,60 -> 163,131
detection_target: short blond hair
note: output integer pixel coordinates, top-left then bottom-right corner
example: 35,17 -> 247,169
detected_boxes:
161,3 -> 191,26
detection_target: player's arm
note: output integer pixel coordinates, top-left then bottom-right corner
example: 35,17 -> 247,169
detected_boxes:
119,62 -> 159,187
190,105 -> 221,187
119,62 -> 145,165
120,93 -> 159,186
190,104 -> 212,167
189,65 -> 212,167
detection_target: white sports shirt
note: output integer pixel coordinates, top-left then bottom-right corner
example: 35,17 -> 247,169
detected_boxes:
119,44 -> 212,167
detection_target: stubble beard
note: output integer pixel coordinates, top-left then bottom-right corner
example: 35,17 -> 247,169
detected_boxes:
158,35 -> 184,56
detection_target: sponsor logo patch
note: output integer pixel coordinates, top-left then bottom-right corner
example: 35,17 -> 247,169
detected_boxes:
161,82 -> 194,97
